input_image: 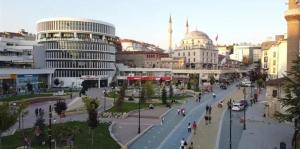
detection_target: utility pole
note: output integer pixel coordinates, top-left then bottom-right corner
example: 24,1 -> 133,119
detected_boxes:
138,80 -> 141,134
229,99 -> 232,149
243,87 -> 246,130
48,105 -> 52,149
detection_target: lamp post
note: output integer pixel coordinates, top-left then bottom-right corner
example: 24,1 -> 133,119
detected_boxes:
229,99 -> 232,149
137,79 -> 142,134
103,90 -> 107,111
243,87 -> 246,130
48,104 -> 52,149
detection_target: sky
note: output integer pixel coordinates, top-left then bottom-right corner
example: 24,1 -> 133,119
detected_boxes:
0,0 -> 287,49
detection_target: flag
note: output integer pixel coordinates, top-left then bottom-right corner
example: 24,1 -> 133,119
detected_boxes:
215,34 -> 218,41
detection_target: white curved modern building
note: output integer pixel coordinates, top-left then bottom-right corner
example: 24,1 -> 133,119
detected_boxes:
36,17 -> 117,88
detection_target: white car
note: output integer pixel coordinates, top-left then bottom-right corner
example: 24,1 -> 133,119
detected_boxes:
241,80 -> 252,87
231,102 -> 244,111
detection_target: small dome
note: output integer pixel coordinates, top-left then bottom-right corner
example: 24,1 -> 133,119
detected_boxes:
184,31 -> 209,40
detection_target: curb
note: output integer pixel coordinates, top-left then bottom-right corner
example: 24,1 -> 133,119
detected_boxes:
125,124 -> 154,148
109,122 -> 127,149
214,108 -> 227,149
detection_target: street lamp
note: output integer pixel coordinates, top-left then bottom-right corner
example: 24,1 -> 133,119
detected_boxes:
103,90 -> 107,111
138,87 -> 141,134
243,87 -> 246,130
229,99 -> 232,149
48,104 -> 52,149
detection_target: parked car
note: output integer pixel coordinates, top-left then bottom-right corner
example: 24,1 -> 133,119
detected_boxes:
240,100 -> 248,108
220,84 -> 227,89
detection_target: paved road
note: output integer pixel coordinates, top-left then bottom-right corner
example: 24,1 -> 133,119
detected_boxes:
218,110 -> 244,149
128,82 -> 239,149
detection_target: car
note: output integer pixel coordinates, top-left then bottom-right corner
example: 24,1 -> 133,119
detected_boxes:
220,84 -> 227,89
240,80 -> 254,87
231,102 -> 245,111
240,100 -> 248,108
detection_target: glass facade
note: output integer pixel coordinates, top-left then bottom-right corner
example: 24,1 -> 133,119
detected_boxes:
37,18 -> 116,78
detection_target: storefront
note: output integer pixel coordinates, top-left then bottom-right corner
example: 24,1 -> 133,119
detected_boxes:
0,74 -> 16,95
16,74 -> 39,93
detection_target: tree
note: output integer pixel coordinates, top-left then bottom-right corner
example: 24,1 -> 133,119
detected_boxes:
140,87 -> 146,103
169,85 -> 174,102
54,100 -> 67,117
275,58 -> 300,122
161,86 -> 167,104
82,96 -> 99,146
209,75 -> 216,86
26,82 -> 33,94
0,102 -> 19,145
115,85 -> 125,111
34,112 -> 46,145
144,81 -> 155,100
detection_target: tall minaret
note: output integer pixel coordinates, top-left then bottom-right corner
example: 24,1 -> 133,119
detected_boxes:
185,18 -> 189,35
168,15 -> 173,53
285,0 -> 300,72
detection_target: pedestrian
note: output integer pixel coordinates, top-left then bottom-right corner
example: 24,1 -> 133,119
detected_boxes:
180,138 -> 185,149
250,99 -> 253,106
184,140 -> 188,148
35,108 -> 38,117
198,96 -> 201,102
188,142 -> 193,149
208,106 -> 212,115
204,115 -> 209,125
182,109 -> 186,117
177,108 -> 181,115
38,108 -> 42,116
208,115 -> 212,124
206,105 -> 209,114
161,117 -> 165,125
187,122 -> 191,133
192,121 -> 197,134
212,92 -> 216,98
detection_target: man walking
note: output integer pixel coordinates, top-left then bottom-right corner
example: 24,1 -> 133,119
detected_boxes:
187,122 -> 191,133
208,106 -> 212,115
192,121 -> 197,134
206,105 -> 209,114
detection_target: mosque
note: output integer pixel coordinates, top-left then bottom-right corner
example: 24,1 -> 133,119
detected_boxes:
167,16 -> 219,70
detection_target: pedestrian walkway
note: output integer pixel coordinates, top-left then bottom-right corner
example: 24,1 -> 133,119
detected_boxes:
189,88 -> 243,149
238,89 -> 294,149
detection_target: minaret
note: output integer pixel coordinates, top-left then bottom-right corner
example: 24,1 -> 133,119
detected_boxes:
168,15 -> 173,53
285,0 -> 300,72
185,18 -> 189,35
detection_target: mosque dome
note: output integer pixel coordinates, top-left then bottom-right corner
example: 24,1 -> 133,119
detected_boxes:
180,30 -> 213,49
184,31 -> 209,40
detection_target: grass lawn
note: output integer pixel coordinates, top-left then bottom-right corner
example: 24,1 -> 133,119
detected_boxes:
106,102 -> 162,113
1,121 -> 120,149
172,95 -> 192,100
1,93 -> 54,102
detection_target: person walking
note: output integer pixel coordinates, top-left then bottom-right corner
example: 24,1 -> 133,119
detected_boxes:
188,142 -> 193,149
161,117 -> 165,125
182,109 -> 186,117
206,105 -> 209,114
35,108 -> 38,117
198,96 -> 201,102
177,108 -> 181,115
192,121 -> 197,134
180,138 -> 185,149
208,106 -> 212,115
187,122 -> 191,133
204,115 -> 209,125
208,115 -> 212,124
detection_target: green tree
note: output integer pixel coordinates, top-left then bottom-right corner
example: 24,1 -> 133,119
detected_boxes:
115,85 -> 126,111
0,102 -> 19,146
82,96 -> 99,146
161,86 -> 167,104
34,111 -> 46,145
169,85 -> 174,102
275,58 -> 300,122
54,100 -> 67,117
140,86 -> 146,103
144,81 -> 155,100
209,75 -> 216,85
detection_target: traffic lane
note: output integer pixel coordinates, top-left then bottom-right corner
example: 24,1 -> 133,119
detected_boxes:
158,83 -> 238,149
218,110 -> 244,149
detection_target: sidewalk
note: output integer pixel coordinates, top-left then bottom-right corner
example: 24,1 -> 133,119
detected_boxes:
189,88 -> 244,149
238,90 -> 294,149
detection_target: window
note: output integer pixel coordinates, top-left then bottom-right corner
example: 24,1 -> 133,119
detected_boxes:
273,52 -> 276,58
273,67 -> 276,73
273,60 -> 276,65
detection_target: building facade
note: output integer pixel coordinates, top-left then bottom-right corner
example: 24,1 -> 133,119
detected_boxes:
229,45 -> 261,64
172,31 -> 218,69
36,17 -> 117,87
261,35 -> 287,79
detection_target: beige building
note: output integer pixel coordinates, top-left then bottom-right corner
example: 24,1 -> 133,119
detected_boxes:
261,35 -> 287,79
